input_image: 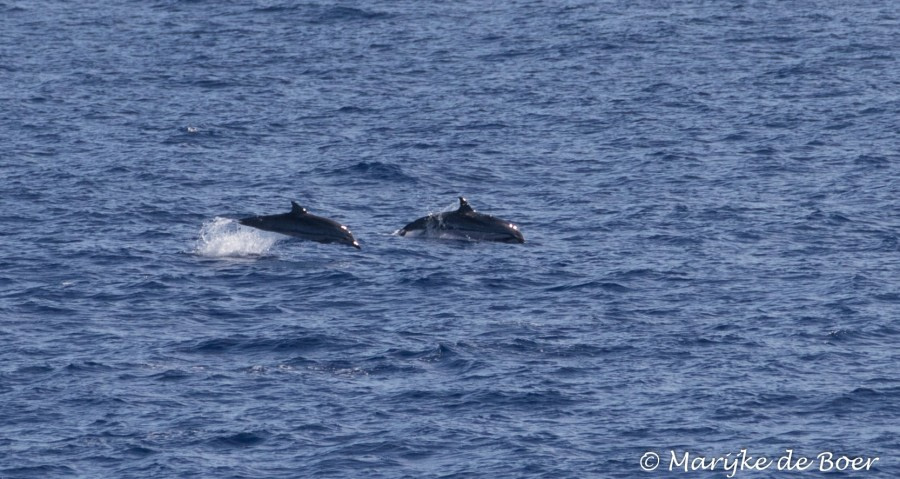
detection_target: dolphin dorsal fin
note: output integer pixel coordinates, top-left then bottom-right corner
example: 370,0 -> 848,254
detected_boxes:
290,201 -> 308,215
458,196 -> 475,214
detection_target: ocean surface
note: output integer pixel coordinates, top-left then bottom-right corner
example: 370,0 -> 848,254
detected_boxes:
2,1 -> 899,477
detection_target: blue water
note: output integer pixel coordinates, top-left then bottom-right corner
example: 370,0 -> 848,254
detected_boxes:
2,1 -> 899,477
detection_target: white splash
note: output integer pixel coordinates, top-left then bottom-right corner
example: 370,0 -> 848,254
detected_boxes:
194,217 -> 283,257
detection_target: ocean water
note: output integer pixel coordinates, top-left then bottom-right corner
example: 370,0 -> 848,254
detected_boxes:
2,0 -> 899,477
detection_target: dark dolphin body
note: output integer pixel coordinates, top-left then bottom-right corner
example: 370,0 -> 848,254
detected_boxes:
398,197 -> 524,243
239,201 -> 360,249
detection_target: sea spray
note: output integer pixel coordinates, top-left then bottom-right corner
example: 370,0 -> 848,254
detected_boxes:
194,217 -> 282,257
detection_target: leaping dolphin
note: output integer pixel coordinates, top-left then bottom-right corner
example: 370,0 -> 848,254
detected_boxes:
239,201 -> 360,249
398,197 -> 525,243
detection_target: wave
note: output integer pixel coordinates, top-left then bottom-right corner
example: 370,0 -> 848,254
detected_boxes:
324,161 -> 417,183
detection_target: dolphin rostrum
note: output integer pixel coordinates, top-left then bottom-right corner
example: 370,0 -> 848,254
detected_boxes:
239,201 -> 360,249
398,197 -> 524,243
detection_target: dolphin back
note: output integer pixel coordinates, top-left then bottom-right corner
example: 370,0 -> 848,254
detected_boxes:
397,198 -> 524,243
238,202 -> 360,249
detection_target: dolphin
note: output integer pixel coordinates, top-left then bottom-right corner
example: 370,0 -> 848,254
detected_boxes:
398,197 -> 525,243
238,201 -> 360,249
